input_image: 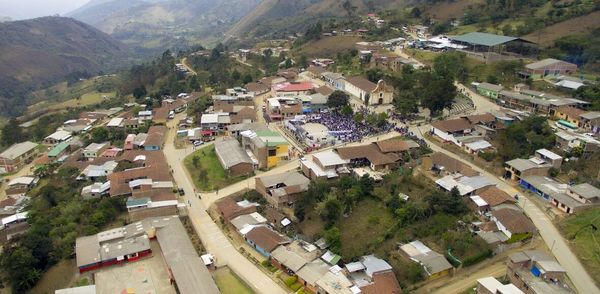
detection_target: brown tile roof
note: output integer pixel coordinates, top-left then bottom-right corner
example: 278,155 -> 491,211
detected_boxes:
427,152 -> 478,177
360,271 -> 402,294
132,188 -> 177,202
265,207 -> 286,225
558,106 -> 585,119
245,82 -> 270,93
492,209 -> 537,235
336,144 -> 400,166
465,113 -> 496,124
245,226 -> 289,253
144,125 -> 167,147
480,221 -> 498,232
215,198 -> 257,220
375,139 -> 413,153
314,85 -> 334,96
431,118 -> 473,133
307,66 -> 327,76
478,187 -> 516,207
107,150 -> 171,196
345,76 -> 377,92
0,198 -> 17,209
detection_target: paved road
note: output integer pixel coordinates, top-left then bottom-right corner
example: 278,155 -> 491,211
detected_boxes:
163,114 -> 287,294
428,262 -> 506,294
412,124 -> 599,294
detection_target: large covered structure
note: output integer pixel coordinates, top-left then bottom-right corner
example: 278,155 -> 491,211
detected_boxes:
450,32 -> 536,62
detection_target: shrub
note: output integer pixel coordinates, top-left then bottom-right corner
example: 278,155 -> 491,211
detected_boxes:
284,276 -> 298,287
479,151 -> 497,162
507,232 -> 532,244
290,283 -> 302,291
462,249 -> 493,267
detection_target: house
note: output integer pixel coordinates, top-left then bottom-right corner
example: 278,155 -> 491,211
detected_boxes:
423,152 -> 478,177
464,140 -> 493,154
6,176 -> 37,196
265,207 -> 291,230
44,130 -> 72,145
214,138 -> 255,177
83,142 -> 110,159
244,226 -> 290,257
78,161 -> 118,181
554,130 -> 600,156
335,143 -> 401,171
125,190 -> 178,222
230,212 -> 268,233
474,82 -> 504,99
47,141 -> 71,161
213,104 -> 257,124
579,111 -> 600,134
399,240 -> 453,279
297,259 -> 331,293
215,198 -> 259,221
555,106 -> 585,126
272,82 -> 315,96
435,174 -> 495,196
81,182 -> 111,199
255,171 -> 310,207
507,250 -> 571,294
75,216 -> 219,294
521,176 -> 600,213
315,85 -> 335,96
0,141 -> 39,173
144,125 -> 167,150
475,186 -> 518,212
301,150 -> 351,180
270,240 -> 320,274
106,117 -> 124,128
476,277 -> 524,294
504,149 -> 562,181
266,97 -> 304,120
523,58 -> 577,80
345,255 -> 402,294
245,82 -> 271,96
315,265 -> 357,294
241,130 -> 289,169
321,72 -> 346,90
345,78 -> 393,105
430,118 -> 474,145
306,65 -> 327,78
101,147 -> 122,158
491,209 -> 537,239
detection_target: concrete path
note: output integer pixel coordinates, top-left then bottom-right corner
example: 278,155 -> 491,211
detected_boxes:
163,114 -> 287,294
412,124 -> 599,294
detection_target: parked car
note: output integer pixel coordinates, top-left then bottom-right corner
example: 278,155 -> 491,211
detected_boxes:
178,188 -> 185,196
193,140 -> 204,147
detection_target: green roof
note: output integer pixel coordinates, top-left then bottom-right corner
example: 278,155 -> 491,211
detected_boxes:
126,197 -> 150,208
255,130 -> 288,147
451,32 -> 518,47
558,120 -> 577,129
47,141 -> 69,157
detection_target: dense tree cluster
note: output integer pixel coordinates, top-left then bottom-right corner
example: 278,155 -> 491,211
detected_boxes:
495,115 -> 555,160
0,167 -> 125,292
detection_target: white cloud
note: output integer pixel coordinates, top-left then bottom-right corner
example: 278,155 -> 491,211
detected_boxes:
0,0 -> 91,20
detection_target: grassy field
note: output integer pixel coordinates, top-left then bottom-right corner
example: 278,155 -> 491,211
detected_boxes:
339,198 -> 396,260
184,144 -> 251,191
213,267 -> 254,294
523,10 -> 600,46
296,36 -> 362,58
27,75 -> 120,115
559,208 -> 600,286
29,259 -> 78,294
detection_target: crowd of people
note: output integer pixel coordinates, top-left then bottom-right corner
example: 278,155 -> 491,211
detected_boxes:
307,109 -> 394,143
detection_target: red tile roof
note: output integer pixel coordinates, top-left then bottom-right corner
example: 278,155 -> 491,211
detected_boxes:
360,271 -> 402,294
273,82 -> 315,92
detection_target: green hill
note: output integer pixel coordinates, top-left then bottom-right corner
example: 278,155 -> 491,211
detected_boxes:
0,16 -> 130,117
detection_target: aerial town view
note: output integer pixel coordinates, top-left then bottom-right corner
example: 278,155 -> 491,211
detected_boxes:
0,0 -> 598,293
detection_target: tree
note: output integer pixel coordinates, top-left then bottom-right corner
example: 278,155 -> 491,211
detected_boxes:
90,127 -> 109,143
366,68 -> 384,83
318,194 -> 342,227
420,72 -> 456,116
433,52 -> 468,82
1,118 -> 24,146
132,86 -> 147,99
327,90 -> 350,109
341,105 -> 354,116
242,74 -> 253,84
323,227 -> 341,254
262,48 -> 273,60
231,70 -> 241,81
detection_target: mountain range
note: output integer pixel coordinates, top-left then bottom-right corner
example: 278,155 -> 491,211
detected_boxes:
67,0 -> 263,53
0,16 -> 129,116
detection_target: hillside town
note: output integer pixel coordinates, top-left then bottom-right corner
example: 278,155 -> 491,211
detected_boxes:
0,6 -> 599,294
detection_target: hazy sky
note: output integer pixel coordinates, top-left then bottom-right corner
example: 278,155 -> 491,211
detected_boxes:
0,0 -> 90,20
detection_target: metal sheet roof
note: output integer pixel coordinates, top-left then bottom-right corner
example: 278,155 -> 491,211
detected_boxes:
451,32 -> 519,47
